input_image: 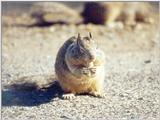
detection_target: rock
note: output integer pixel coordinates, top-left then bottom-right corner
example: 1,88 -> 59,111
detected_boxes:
82,2 -> 123,25
30,2 -> 83,25
2,13 -> 36,27
82,2 -> 155,26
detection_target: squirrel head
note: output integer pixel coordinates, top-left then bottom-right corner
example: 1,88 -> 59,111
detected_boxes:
66,33 -> 98,67
76,32 -> 97,51
73,33 -> 97,64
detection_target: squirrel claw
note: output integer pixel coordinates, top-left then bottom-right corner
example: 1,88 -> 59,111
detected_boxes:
81,68 -> 90,75
90,92 -> 105,98
62,93 -> 75,100
90,67 -> 96,74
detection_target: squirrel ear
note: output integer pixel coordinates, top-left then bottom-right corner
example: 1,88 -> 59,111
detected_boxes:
77,33 -> 81,46
78,33 -> 81,39
89,32 -> 92,39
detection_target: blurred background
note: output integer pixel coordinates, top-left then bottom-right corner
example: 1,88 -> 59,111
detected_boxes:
2,2 -> 159,26
2,2 -> 159,14
2,2 -> 160,120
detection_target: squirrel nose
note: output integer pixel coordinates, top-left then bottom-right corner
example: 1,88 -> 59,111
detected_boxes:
89,54 -> 95,61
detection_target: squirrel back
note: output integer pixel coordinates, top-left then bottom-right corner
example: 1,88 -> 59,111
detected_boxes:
55,36 -> 75,75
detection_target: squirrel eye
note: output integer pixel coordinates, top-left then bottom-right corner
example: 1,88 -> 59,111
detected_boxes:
85,37 -> 90,41
79,47 -> 85,53
71,49 -> 75,54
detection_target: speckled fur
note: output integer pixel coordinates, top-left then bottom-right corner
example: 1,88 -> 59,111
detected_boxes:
55,34 -> 105,97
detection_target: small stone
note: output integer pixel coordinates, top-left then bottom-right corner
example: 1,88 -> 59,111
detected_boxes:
138,97 -> 143,100
30,2 -> 83,25
144,60 -> 151,63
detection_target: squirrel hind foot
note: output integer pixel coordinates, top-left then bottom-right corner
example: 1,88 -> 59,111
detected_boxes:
62,93 -> 76,100
89,91 -> 105,98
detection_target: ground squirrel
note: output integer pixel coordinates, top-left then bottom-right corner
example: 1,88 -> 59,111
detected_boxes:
82,2 -> 154,26
55,33 -> 105,99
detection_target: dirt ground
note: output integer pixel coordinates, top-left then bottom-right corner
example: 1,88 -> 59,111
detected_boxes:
2,2 -> 160,120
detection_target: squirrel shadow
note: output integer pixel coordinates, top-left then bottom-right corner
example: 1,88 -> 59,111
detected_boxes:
2,75 -> 64,107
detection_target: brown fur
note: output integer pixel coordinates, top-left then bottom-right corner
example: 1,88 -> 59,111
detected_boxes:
55,34 -> 105,98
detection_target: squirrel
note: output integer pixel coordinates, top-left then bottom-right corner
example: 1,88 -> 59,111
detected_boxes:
82,2 -> 154,26
55,33 -> 105,99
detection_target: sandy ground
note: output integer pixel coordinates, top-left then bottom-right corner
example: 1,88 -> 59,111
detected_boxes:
2,3 -> 160,120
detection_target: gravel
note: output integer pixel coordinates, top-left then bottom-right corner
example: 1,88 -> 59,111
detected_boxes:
2,9 -> 160,120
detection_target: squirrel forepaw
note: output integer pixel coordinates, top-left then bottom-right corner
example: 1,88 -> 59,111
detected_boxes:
90,67 -> 96,74
81,67 -> 97,76
81,67 -> 91,76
